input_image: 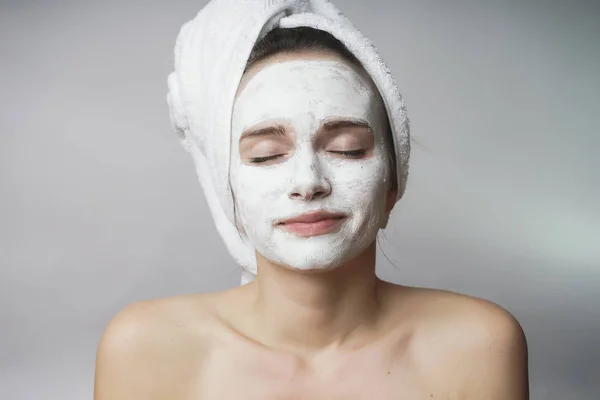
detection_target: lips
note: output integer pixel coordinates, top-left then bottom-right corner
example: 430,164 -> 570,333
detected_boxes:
277,210 -> 347,237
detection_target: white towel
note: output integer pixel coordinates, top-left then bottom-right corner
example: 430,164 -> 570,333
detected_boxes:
166,0 -> 410,285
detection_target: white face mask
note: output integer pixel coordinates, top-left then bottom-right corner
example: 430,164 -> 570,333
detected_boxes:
230,59 -> 391,271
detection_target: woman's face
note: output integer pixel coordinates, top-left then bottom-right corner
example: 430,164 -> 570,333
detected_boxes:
230,53 -> 394,271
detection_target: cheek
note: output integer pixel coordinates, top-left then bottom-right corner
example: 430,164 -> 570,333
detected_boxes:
328,158 -> 389,203
231,165 -> 287,211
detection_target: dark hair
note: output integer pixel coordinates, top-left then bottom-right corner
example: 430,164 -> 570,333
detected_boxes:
232,27 -> 397,238
245,27 -> 362,73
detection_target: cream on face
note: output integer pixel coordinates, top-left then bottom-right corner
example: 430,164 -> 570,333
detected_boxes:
230,59 -> 391,271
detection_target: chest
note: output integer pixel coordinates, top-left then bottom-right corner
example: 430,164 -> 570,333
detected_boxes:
189,344 -> 445,400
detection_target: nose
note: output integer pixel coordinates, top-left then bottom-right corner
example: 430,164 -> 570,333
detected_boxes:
288,154 -> 332,201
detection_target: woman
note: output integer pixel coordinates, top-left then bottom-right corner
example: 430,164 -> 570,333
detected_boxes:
94,1 -> 528,399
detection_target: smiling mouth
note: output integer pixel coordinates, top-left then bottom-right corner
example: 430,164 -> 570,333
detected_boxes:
277,212 -> 347,237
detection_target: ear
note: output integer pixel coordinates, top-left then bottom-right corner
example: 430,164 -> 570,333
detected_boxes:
385,185 -> 397,214
380,185 -> 397,230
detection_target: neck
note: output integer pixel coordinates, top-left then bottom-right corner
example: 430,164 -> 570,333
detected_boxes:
247,242 -> 386,353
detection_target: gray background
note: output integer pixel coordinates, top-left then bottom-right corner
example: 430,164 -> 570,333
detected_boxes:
1,0 -> 599,398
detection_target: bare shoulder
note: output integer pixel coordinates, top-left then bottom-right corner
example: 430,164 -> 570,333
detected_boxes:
397,285 -> 526,334
388,285 -> 529,398
93,291 -> 230,399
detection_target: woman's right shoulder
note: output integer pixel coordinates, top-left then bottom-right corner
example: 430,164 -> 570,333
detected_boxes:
93,291 -> 232,399
99,292 -> 224,341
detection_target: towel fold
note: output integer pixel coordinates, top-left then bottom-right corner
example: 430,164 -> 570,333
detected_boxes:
166,0 -> 410,284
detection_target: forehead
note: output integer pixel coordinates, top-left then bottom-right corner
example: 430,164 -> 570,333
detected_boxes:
237,51 -> 366,94
233,60 -> 380,125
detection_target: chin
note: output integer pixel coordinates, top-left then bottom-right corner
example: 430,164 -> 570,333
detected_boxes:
283,261 -> 345,273
260,240 -> 366,272
265,253 -> 346,271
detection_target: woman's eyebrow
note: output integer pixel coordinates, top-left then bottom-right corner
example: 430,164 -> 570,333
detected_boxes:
321,118 -> 372,132
240,124 -> 288,141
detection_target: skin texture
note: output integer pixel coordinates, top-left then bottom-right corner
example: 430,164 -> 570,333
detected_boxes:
94,51 -> 529,399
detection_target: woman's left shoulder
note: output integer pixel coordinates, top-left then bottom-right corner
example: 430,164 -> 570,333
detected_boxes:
388,284 -> 525,335
389,285 -> 529,398
425,287 -> 525,339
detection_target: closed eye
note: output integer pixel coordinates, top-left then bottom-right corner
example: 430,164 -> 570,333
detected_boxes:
249,149 -> 367,164
249,154 -> 283,164
328,149 -> 367,158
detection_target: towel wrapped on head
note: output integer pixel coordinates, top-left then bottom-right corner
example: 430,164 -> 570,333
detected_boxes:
166,0 -> 410,284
